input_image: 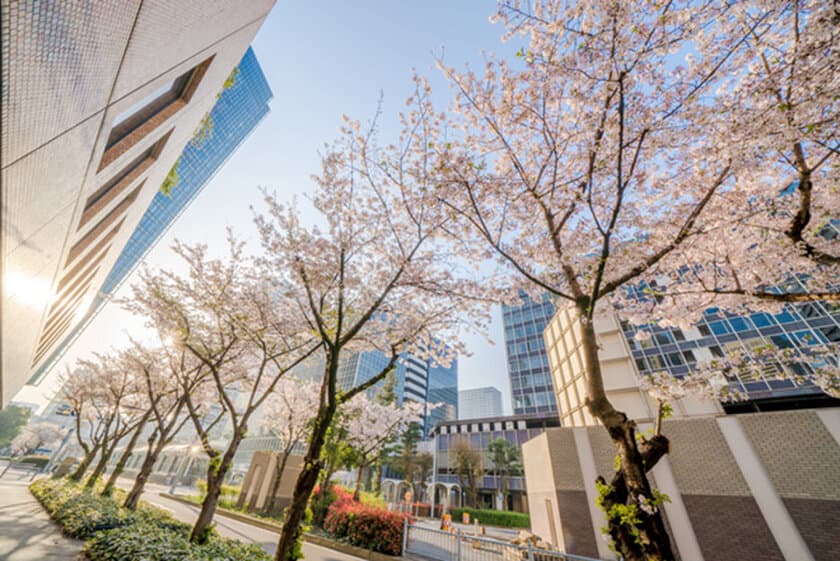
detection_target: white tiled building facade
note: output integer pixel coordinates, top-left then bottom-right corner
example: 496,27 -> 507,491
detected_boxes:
1,0 -> 276,405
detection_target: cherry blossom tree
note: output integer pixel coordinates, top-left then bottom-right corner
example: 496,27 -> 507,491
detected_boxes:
58,367 -> 104,482
258,107 -> 487,561
0,421 -> 60,478
259,377 -> 320,514
343,394 -> 423,501
60,358 -> 138,485
125,234 -> 318,543
76,352 -> 148,490
614,1 -> 839,400
420,1 -> 835,557
9,422 -> 61,457
118,342 -> 200,509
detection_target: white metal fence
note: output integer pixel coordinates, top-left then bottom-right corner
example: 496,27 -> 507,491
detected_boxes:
403,522 -> 606,561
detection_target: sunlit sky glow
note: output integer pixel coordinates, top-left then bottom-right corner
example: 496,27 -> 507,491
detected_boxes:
16,1 -> 527,415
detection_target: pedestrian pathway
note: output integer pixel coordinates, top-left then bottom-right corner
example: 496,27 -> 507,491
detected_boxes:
0,470 -> 82,561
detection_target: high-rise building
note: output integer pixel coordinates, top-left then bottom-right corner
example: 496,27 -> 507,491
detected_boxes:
1,0 -> 277,406
502,292 -> 558,416
337,349 -> 458,436
426,358 -> 459,432
458,386 -> 503,420
27,47 -> 273,385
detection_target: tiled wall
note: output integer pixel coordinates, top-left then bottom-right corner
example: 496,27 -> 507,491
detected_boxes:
525,408 -> 840,561
1,0 -> 275,404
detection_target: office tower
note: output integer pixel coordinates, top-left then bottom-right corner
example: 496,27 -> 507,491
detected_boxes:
502,292 -> 558,416
28,47 -> 273,385
458,386 -> 503,420
545,298 -> 840,428
337,349 -> 458,437
1,0 -> 276,405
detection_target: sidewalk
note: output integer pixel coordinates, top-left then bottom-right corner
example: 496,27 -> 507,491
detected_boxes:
0,471 -> 83,561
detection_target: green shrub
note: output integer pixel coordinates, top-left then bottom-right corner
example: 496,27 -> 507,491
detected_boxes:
32,478 -> 271,561
53,490 -> 133,538
195,480 -> 239,503
19,455 -> 49,468
86,522 -> 271,561
449,507 -> 531,528
310,484 -> 338,528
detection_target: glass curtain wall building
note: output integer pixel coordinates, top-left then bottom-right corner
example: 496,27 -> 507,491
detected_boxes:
620,280 -> 840,408
502,292 -> 558,416
28,47 -> 272,385
337,349 -> 458,436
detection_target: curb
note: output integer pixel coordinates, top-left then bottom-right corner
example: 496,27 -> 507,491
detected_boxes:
160,493 -> 399,561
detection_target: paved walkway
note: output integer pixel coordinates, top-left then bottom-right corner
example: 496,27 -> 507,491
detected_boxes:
0,469 -> 82,561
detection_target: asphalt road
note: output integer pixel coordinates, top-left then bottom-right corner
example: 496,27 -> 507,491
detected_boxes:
119,480 -> 365,561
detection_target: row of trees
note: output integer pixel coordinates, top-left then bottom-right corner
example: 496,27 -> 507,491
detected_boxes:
55,1 -> 836,560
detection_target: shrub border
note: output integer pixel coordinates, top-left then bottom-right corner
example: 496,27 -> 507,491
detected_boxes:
161,493 -> 400,560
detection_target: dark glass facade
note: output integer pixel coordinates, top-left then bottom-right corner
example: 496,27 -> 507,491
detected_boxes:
338,348 -> 458,437
28,47 -> 272,385
502,292 -> 558,416
621,284 -> 840,402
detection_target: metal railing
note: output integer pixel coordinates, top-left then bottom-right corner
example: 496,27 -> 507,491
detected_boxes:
403,522 -> 606,561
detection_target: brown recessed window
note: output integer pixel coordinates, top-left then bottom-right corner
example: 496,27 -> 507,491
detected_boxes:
50,265 -> 99,316
65,202 -> 131,266
98,56 -> 213,171
81,129 -> 172,228
42,289 -> 87,338
56,241 -> 111,293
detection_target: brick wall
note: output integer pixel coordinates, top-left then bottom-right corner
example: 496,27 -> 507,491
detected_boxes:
556,490 -> 599,558
784,498 -> 840,561
682,494 -> 784,561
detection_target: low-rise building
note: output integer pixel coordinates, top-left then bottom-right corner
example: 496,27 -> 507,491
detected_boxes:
428,413 -> 560,513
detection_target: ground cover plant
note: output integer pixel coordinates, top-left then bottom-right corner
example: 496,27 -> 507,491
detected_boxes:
29,478 -> 270,561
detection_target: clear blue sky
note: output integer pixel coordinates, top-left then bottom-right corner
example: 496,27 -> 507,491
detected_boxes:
19,1 -> 523,414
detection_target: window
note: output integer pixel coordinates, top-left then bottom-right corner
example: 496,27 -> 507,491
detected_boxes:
698,323 -> 712,336
99,56 -> 213,171
649,355 -> 665,369
709,321 -> 731,335
750,313 -> 773,328
729,317 -> 749,331
682,350 -> 696,363
65,185 -> 138,265
709,345 -> 724,358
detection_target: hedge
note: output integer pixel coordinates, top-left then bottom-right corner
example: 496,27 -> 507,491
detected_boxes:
323,498 -> 411,556
449,507 -> 531,528
29,478 -> 270,561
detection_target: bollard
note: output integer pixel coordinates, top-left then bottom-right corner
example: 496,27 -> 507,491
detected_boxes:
527,541 -> 535,561
402,517 -> 409,555
456,528 -> 462,561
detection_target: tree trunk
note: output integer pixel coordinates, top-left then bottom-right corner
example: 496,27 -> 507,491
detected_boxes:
275,404 -> 334,561
578,309 -> 675,561
371,462 -> 382,495
265,448 -> 293,515
124,432 -> 161,510
189,429 -> 245,544
85,442 -> 115,489
353,459 -> 366,501
102,416 -> 148,496
69,444 -> 100,482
